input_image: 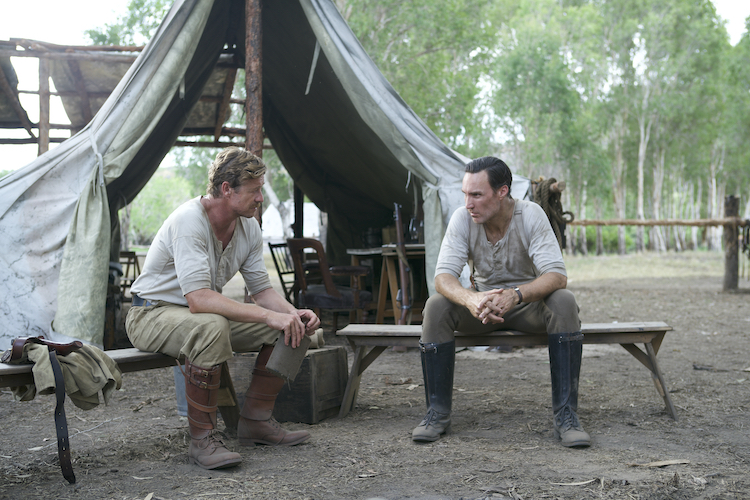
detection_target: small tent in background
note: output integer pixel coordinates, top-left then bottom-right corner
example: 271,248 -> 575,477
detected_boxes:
0,0 -> 529,348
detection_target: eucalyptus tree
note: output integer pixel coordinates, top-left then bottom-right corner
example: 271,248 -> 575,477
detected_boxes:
334,0 -> 497,158
723,26 -> 750,219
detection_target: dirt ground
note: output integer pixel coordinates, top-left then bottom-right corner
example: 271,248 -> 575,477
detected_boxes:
1,251 -> 749,500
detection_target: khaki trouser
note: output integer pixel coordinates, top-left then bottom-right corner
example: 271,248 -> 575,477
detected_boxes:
126,302 -> 279,367
421,289 -> 580,344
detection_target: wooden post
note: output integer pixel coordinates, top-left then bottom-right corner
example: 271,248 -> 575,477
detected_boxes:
38,56 -> 50,155
723,195 -> 739,291
245,0 -> 262,156
293,184 -> 304,238
245,0 -> 262,228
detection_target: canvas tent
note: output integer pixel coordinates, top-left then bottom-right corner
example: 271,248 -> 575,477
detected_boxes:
0,0 -> 530,348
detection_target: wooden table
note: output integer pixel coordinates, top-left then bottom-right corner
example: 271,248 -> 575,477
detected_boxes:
347,244 -> 426,324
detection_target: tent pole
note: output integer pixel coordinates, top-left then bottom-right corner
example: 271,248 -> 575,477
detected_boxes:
245,0 -> 263,227
245,0 -> 262,157
293,184 -> 304,238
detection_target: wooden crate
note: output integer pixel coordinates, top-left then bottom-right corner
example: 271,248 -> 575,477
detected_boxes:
275,346 -> 348,424
227,346 -> 348,424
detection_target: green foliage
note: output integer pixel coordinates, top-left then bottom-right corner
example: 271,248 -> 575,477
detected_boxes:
0,170 -> 11,179
262,149 -> 294,202
171,146 -> 217,197
128,172 -> 192,245
337,0 -> 498,157
585,225 -> 636,254
85,0 -> 171,45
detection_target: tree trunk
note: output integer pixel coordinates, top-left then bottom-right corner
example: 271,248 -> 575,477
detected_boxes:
635,102 -> 653,252
612,114 -> 628,255
595,203 -> 604,255
707,140 -> 725,251
578,179 -> 588,255
650,147 -> 666,252
120,204 -> 131,252
691,179 -> 702,250
262,172 -> 292,239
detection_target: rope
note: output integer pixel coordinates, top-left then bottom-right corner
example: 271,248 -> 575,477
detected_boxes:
533,177 -> 574,250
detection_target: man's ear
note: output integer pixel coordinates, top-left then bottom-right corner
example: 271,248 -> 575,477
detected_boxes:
497,184 -> 510,198
221,181 -> 233,197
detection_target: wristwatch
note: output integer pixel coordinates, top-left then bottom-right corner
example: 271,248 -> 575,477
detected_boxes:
511,286 -> 523,304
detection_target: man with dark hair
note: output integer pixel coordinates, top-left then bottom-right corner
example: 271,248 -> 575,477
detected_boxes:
412,156 -> 590,448
127,147 -> 321,470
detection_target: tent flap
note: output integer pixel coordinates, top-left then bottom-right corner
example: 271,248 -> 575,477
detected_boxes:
0,0 -> 477,348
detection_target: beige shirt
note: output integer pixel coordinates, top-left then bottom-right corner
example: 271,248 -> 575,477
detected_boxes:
131,197 -> 271,305
435,199 -> 566,292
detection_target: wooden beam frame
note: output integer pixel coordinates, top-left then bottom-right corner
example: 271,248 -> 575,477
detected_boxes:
0,63 -> 36,139
38,56 -> 50,154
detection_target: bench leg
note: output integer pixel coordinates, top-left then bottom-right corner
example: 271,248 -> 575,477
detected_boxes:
217,361 -> 240,434
619,342 -> 678,421
645,342 -> 678,421
338,345 -> 388,418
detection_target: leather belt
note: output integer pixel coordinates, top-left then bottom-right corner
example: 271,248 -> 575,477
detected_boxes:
49,350 -> 76,484
131,295 -> 157,307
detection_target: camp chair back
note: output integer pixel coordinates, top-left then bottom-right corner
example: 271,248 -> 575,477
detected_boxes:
268,242 -> 298,304
286,238 -> 372,331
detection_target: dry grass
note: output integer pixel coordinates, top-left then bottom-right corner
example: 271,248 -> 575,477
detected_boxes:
564,250 -> 726,283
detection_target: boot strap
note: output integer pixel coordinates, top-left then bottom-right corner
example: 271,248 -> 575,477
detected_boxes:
555,331 -> 584,343
187,395 -> 218,413
419,340 -> 441,353
188,414 -> 216,430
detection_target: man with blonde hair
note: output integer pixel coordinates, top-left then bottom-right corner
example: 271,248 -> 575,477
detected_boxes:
127,147 -> 321,470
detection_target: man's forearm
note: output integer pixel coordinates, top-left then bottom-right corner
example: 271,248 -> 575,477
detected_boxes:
251,287 -> 298,315
185,288 -> 274,324
434,273 -> 476,309
516,272 -> 566,304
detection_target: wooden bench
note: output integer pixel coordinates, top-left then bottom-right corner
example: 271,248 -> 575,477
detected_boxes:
0,348 -> 241,429
336,322 -> 677,421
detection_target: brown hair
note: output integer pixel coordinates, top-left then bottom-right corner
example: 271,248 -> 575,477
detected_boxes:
207,147 -> 266,197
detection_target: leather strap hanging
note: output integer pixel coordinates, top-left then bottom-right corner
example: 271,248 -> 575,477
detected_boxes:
48,350 -> 76,484
1,336 -> 81,484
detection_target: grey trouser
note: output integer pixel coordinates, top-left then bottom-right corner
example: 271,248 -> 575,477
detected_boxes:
421,289 -> 580,344
126,302 -> 280,367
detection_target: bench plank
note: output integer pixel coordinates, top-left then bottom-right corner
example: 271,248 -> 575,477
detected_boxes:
336,321 -> 677,421
0,348 -> 178,388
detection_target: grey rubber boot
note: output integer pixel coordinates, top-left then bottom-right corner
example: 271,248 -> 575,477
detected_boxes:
412,340 -> 455,442
549,332 -> 591,447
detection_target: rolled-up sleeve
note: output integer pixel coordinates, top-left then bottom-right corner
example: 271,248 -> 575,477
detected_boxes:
434,208 -> 470,278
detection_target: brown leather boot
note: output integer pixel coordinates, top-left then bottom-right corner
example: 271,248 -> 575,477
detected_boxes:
184,360 -> 242,469
237,345 -> 311,447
